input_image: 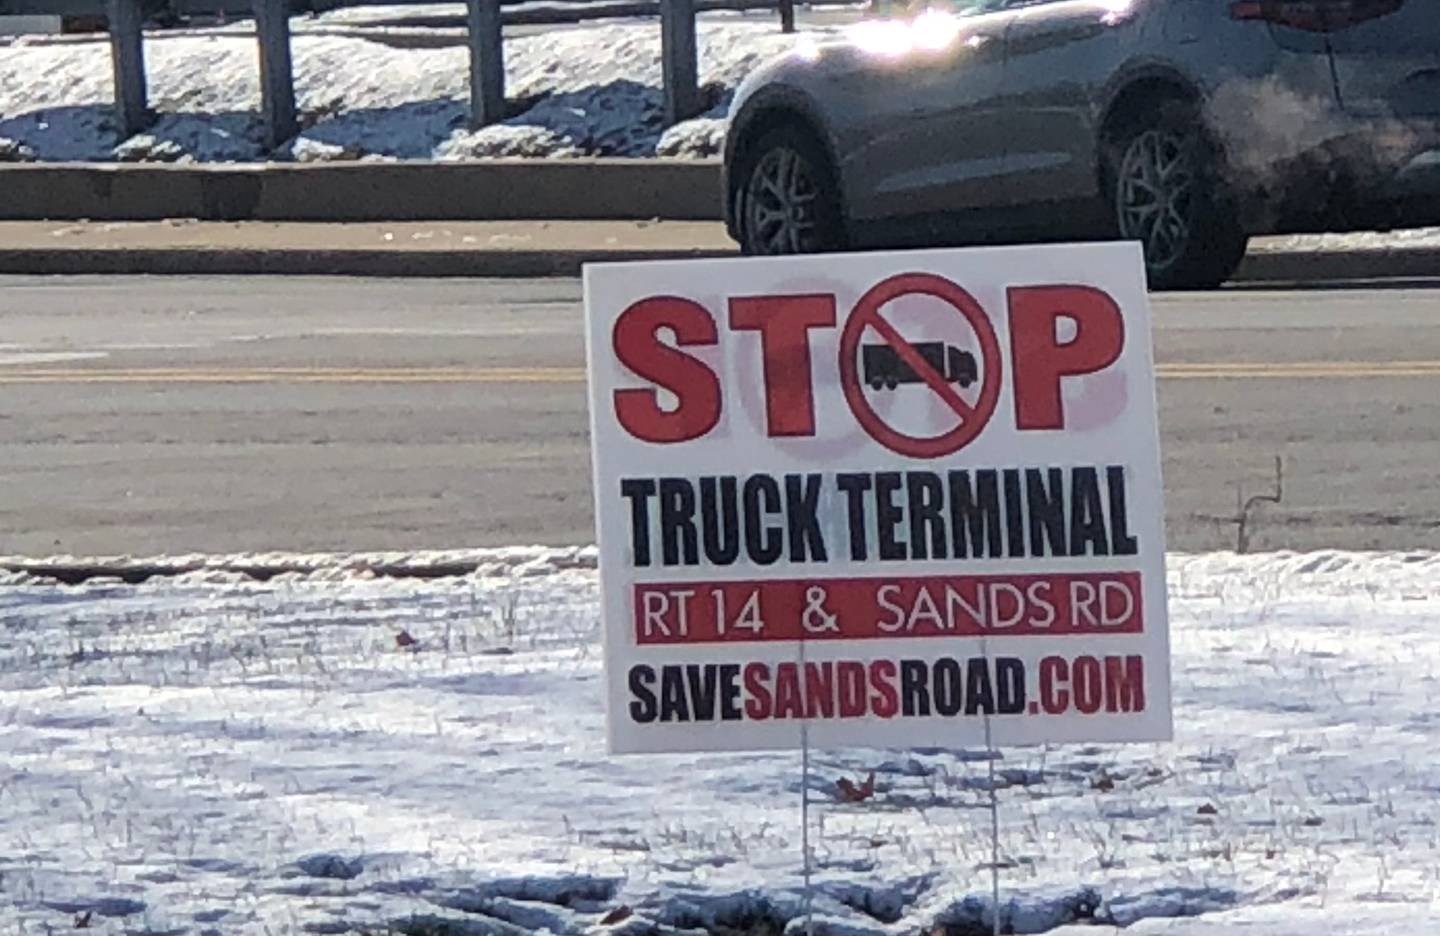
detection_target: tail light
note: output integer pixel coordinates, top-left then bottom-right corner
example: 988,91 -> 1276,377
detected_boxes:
1229,0 -> 1404,32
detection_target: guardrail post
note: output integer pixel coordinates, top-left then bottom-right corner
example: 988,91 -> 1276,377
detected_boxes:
660,0 -> 699,125
254,0 -> 299,149
778,0 -> 796,33
106,0 -> 151,138
466,0 -> 505,128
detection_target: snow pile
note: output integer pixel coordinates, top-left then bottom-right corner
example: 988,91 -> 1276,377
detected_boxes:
657,115 -> 730,158
439,121 -> 584,159
0,134 -> 36,161
114,132 -> 188,162
2,550 -> 1440,933
0,19 -> 818,162
289,135 -> 364,162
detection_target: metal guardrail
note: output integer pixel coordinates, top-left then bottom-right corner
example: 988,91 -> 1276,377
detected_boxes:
1,0 -> 800,146
1,0 -> 794,17
0,0 -> 98,13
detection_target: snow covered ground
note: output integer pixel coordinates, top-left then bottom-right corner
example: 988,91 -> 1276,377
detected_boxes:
3,548 -> 1440,934
0,15 -> 820,163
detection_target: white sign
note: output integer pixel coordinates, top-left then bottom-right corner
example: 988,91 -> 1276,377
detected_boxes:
584,243 -> 1171,754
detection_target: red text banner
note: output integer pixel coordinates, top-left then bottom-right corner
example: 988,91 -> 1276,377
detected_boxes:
634,572 -> 1144,644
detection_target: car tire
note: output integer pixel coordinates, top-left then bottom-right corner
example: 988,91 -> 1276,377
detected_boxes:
733,125 -> 846,256
1108,102 -> 1248,291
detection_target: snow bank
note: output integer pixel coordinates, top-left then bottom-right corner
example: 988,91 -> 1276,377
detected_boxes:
0,18 -> 817,162
2,549 -> 1440,933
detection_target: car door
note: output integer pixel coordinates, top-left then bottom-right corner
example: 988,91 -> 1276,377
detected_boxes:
989,0 -> 1149,209
843,3 -> 1019,223
1322,0 -> 1440,120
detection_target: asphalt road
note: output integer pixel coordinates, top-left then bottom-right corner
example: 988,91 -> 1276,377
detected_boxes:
2,275 -> 1438,557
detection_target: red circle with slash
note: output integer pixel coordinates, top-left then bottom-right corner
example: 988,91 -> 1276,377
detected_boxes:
838,272 -> 1003,459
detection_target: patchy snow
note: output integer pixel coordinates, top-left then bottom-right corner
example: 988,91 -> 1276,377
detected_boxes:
3,549 -> 1440,933
0,18 -> 818,163
311,2 -> 480,25
657,115 -> 730,158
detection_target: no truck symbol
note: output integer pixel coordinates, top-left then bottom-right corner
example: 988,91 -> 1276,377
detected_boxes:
862,342 -> 978,391
838,273 -> 1003,459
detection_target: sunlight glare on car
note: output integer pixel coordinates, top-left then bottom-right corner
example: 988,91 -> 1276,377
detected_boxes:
793,35 -> 823,62
913,9 -> 964,52
845,8 -> 967,58
845,17 -> 914,57
1095,0 -> 1139,25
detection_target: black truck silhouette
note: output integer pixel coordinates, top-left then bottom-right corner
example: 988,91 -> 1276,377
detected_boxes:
862,342 -> 978,390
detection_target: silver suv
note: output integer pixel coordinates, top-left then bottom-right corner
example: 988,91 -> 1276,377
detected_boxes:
722,0 -> 1440,289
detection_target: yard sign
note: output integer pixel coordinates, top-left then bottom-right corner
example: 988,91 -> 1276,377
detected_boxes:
584,243 -> 1171,754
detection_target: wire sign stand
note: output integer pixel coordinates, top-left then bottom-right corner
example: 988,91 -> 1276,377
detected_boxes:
793,636 -> 1007,936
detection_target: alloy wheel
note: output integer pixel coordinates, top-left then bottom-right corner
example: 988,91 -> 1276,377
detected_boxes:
1116,129 -> 1197,273
742,146 -> 823,255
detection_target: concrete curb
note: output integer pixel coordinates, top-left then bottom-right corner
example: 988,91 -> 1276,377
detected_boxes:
1235,247 -> 1440,284
0,546 -> 599,585
0,245 -> 736,277
1,559 -> 483,584
1,244 -> 1436,281
0,161 -> 724,223
3,163 -> 1435,283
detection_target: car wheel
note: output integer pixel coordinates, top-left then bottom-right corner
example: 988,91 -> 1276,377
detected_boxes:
1110,103 -> 1248,290
735,126 -> 844,256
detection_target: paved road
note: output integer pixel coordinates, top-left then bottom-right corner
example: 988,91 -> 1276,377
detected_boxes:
2,275 -> 1438,557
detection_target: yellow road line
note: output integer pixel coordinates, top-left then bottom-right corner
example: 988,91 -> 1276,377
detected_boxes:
0,362 -> 1437,384
1161,360 -> 1440,373
1163,368 -> 1440,374
0,367 -> 587,384
1160,362 -> 1440,379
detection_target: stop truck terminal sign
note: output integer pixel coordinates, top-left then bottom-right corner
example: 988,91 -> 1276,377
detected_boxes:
584,243 -> 1171,755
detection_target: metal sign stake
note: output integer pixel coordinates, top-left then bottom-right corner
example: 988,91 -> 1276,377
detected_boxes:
799,632 -> 816,936
981,633 -> 1001,936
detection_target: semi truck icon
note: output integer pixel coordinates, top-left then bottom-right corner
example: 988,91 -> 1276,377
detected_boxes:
862,342 -> 978,391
